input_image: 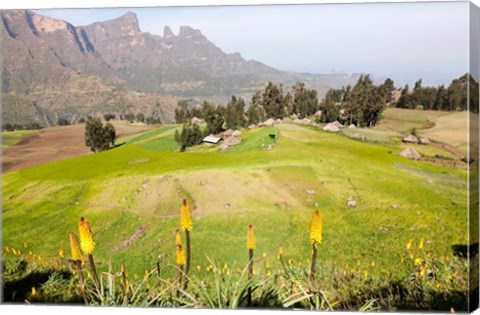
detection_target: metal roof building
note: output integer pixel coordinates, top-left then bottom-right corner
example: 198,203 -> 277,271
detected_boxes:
202,136 -> 222,144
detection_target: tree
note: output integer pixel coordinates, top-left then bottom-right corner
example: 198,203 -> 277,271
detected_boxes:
85,118 -> 116,153
396,84 -> 411,109
57,118 -> 70,126
201,101 -> 224,135
291,82 -> 319,119
261,82 -> 287,119
124,113 -> 135,122
103,113 -> 115,121
224,96 -> 247,129
175,123 -> 203,152
104,122 -> 116,146
136,113 -> 145,123
379,78 -> 395,105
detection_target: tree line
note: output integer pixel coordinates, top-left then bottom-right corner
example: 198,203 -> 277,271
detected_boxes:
395,73 -> 477,112
173,73 -> 477,151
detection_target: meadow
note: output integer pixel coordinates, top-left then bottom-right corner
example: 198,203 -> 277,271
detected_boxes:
1,110 -> 473,310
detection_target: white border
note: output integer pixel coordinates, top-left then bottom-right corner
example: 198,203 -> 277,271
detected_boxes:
1,1 -> 479,315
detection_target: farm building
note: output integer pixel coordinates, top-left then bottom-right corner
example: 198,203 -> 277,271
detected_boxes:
202,135 -> 222,144
322,123 -> 340,133
402,134 -> 419,143
399,147 -> 421,160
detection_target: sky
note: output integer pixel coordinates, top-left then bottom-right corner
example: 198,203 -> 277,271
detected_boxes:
34,2 -> 470,84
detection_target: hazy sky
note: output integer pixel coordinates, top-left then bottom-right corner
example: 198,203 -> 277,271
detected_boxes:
35,2 -> 469,80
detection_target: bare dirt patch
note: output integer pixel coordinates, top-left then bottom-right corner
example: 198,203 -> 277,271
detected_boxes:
2,121 -> 155,173
113,223 -> 151,252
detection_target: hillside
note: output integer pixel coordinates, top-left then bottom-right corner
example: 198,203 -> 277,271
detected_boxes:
1,10 -> 358,126
1,121 -> 156,173
2,122 -> 468,299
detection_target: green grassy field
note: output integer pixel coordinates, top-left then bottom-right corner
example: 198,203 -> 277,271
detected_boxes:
2,121 -> 468,282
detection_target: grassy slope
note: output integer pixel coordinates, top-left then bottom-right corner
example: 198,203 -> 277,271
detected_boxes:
1,130 -> 38,148
2,122 -> 468,281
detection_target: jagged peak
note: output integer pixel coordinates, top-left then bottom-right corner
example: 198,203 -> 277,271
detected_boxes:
179,25 -> 203,37
163,25 -> 174,38
82,11 -> 141,41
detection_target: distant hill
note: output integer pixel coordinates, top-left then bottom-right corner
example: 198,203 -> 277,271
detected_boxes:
1,10 -> 359,125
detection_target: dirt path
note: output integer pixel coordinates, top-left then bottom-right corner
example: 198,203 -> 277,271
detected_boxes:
2,121 -> 155,173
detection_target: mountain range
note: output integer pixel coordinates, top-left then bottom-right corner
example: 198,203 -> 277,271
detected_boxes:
1,10 -> 360,126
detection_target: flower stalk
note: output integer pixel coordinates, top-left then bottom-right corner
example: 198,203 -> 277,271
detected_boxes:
247,224 -> 256,306
180,199 -> 192,289
69,232 -> 89,305
309,211 -> 322,287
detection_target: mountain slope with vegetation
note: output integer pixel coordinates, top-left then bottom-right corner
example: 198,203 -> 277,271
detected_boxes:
1,10 -> 359,127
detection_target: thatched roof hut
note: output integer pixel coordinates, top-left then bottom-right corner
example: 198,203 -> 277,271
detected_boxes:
399,147 -> 421,160
402,134 -> 419,143
322,123 -> 340,133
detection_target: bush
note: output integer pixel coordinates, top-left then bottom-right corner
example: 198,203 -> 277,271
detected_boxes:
57,118 -> 70,126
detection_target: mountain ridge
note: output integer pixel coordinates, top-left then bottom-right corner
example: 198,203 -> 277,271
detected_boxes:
1,9 -> 358,126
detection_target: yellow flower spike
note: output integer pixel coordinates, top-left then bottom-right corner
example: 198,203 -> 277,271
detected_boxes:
420,266 -> 426,276
277,245 -> 283,259
180,199 -> 192,232
58,247 -> 64,258
24,242 -> 28,248
414,258 -> 424,266
267,270 -> 271,276
5,246 -> 10,253
12,248 -> 17,256
309,211 -> 322,245
31,287 -> 37,297
371,261 -> 375,267
224,262 -> 228,269
246,225 -> 256,250
363,270 -> 368,279
176,245 -> 186,266
78,217 -> 95,255
409,252 -> 414,260
288,258 -> 293,265
69,232 -> 84,263
419,237 -> 424,249
406,239 -> 412,249
175,229 -> 182,246
197,265 -> 201,272
262,252 -> 267,258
